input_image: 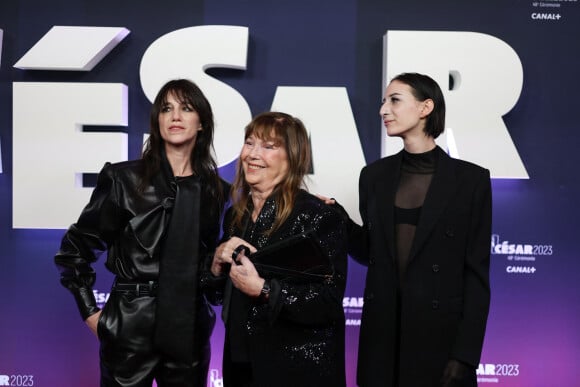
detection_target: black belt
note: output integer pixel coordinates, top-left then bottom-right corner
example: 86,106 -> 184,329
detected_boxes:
112,279 -> 158,297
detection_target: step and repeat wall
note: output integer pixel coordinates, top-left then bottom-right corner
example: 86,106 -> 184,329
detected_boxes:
1,1 -> 579,386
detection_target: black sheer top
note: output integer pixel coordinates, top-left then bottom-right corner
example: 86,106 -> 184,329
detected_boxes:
394,147 -> 437,281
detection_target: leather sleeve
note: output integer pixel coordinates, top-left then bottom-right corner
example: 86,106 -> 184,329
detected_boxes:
201,206 -> 234,306
54,163 -> 120,321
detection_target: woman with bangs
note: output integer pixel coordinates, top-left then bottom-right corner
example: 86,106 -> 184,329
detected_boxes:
209,112 -> 347,387
55,79 -> 228,386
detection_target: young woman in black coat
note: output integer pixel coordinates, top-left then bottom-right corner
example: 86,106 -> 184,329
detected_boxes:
333,73 -> 491,386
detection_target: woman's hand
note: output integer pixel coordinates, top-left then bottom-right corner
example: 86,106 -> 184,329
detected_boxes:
229,254 -> 265,297
211,236 -> 256,277
85,310 -> 101,338
440,359 -> 475,387
316,194 -> 352,224
316,194 -> 336,205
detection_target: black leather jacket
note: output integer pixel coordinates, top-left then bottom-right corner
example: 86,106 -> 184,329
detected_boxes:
55,158 -> 227,321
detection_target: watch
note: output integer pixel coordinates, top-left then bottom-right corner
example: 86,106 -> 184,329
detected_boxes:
259,279 -> 271,303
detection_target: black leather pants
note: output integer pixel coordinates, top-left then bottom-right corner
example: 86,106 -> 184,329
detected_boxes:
97,289 -> 214,387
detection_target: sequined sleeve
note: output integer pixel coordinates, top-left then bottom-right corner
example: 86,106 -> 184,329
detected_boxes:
265,204 -> 347,326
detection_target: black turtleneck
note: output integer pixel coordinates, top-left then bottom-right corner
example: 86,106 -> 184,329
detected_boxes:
394,147 -> 437,281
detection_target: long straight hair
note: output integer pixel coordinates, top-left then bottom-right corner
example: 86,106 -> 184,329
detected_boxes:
141,79 -> 224,209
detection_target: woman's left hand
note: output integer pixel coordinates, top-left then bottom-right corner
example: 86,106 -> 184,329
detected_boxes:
229,254 -> 265,297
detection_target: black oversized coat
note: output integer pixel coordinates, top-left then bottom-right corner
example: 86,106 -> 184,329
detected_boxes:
349,147 -> 491,386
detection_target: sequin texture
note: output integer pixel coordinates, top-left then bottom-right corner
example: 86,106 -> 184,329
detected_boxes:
219,189 -> 348,386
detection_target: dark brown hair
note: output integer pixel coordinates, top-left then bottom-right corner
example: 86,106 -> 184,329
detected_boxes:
141,79 -> 224,209
391,72 -> 446,138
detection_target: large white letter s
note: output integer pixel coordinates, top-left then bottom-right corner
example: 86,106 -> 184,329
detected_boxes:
140,25 -> 251,167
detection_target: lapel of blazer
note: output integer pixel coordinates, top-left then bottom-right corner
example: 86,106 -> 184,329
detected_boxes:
374,153 -> 402,262
408,146 -> 456,261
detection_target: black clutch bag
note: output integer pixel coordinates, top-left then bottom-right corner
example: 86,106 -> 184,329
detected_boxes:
245,231 -> 332,282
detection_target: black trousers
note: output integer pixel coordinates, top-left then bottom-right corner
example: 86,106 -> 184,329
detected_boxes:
97,290 -> 214,387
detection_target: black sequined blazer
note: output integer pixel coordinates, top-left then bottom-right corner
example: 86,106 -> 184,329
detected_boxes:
212,189 -> 348,387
